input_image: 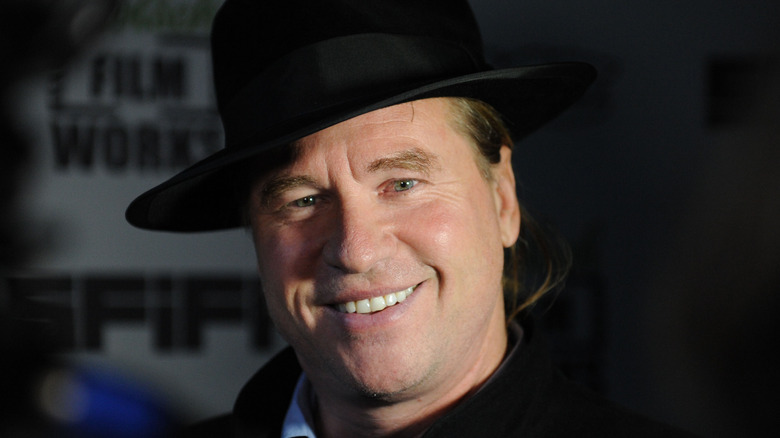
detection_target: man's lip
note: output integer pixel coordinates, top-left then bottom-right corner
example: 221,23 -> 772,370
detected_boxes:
322,281 -> 425,329
327,282 -> 422,310
333,284 -> 418,314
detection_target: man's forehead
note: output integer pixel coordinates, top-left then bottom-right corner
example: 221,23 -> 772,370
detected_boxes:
259,99 -> 454,170
255,144 -> 442,188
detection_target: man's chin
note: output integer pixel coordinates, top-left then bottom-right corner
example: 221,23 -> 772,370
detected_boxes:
298,329 -> 439,400
342,372 -> 429,405
318,355 -> 436,404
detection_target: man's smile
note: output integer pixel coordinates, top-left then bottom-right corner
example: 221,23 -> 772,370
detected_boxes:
335,285 -> 418,314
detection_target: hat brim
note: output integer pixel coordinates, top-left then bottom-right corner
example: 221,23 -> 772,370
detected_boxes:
126,62 -> 596,232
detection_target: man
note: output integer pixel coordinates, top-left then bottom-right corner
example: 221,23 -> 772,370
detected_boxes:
127,1 -> 695,436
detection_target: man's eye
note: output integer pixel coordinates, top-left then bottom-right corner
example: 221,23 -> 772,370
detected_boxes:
293,195 -> 317,207
393,179 -> 417,192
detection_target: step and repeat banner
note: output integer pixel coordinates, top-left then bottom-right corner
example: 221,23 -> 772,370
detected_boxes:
11,0 -> 283,419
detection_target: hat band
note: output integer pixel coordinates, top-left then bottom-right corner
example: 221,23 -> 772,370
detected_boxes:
221,33 -> 484,147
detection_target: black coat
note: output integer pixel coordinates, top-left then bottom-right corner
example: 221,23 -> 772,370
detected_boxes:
180,322 -> 696,437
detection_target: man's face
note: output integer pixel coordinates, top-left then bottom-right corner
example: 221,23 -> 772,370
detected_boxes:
248,98 -> 520,403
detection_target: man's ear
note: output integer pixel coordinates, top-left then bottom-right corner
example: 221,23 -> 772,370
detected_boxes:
492,146 -> 521,248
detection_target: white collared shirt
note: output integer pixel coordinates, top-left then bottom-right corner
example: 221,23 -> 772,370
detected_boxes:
281,373 -> 317,438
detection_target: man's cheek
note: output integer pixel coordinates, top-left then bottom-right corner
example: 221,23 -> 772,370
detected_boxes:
423,208 -> 469,252
261,285 -> 295,330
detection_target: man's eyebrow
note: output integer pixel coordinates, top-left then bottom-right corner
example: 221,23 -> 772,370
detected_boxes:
256,148 -> 437,206
366,147 -> 439,174
258,175 -> 317,207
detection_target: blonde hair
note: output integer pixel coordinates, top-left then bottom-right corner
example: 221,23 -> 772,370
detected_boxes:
446,97 -> 571,322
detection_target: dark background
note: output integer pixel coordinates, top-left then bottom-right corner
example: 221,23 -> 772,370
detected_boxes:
470,1 -> 779,436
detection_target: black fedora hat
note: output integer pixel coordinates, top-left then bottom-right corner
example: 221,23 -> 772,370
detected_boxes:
126,0 -> 596,232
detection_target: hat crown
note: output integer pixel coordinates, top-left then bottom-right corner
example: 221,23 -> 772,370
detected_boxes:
126,0 -> 596,231
211,0 -> 486,115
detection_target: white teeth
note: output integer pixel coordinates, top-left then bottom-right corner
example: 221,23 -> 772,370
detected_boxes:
369,296 -> 386,312
336,285 -> 416,314
356,299 -> 371,314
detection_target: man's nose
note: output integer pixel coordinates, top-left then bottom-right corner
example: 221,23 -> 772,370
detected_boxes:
322,197 -> 394,273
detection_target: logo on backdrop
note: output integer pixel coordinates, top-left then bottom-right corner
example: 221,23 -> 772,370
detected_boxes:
48,1 -> 224,173
8,273 -> 273,352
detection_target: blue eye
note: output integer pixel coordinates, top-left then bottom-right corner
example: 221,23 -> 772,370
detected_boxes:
393,179 -> 416,192
294,195 -> 316,207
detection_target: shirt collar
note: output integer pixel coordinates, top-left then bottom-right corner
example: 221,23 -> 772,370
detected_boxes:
281,372 -> 317,438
